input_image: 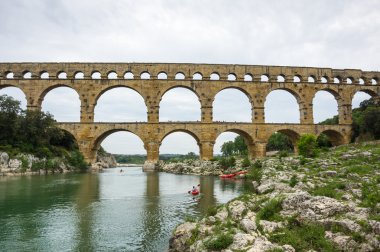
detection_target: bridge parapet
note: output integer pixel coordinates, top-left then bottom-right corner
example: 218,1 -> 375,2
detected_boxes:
0,63 -> 379,86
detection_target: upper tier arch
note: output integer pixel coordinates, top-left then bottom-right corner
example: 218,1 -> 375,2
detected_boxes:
0,63 -> 378,85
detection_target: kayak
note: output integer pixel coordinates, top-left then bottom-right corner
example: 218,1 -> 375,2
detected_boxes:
220,173 -> 236,179
191,190 -> 200,195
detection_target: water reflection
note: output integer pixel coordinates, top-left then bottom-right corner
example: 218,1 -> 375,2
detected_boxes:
198,176 -> 216,215
74,174 -> 99,251
0,168 -> 252,251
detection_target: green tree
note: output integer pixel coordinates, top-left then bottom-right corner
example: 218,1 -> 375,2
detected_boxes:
297,134 -> 318,157
0,95 -> 23,145
221,141 -> 234,156
319,115 -> 339,125
234,136 -> 247,155
266,132 -> 293,152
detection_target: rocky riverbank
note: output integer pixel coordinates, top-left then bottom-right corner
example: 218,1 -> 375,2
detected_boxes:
169,142 -> 380,251
0,149 -> 117,176
157,159 -> 247,176
91,150 -> 117,171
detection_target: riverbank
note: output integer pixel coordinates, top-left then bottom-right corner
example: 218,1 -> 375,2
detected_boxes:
157,159 -> 248,176
169,141 -> 380,251
0,149 -> 116,176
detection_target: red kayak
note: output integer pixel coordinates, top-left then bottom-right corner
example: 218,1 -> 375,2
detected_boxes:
191,190 -> 200,195
220,173 -> 236,179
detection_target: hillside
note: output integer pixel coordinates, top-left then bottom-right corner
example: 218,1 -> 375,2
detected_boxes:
169,142 -> 380,251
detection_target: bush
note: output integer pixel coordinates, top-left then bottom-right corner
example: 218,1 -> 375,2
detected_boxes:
289,175 -> 298,187
270,222 -> 337,251
204,232 -> 233,250
312,181 -> 345,199
361,178 -> 380,211
206,206 -> 218,217
218,156 -> 236,170
247,166 -> 262,182
256,198 -> 283,222
67,150 -> 88,171
297,134 -> 319,158
31,160 -> 45,171
241,156 -> 251,167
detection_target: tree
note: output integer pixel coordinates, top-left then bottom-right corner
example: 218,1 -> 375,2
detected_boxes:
234,136 -> 247,155
221,141 -> 234,156
266,132 -> 293,152
297,134 -> 318,157
362,107 -> 380,139
0,95 -> 23,145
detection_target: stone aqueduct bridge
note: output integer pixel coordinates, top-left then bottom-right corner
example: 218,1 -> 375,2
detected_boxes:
0,63 -> 379,170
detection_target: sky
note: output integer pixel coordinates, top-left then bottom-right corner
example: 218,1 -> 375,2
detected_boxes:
0,0 -> 379,155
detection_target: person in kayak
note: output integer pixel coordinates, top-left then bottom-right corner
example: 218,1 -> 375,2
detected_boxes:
188,184 -> 200,194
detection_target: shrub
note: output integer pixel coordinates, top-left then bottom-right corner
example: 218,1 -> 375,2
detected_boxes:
361,178 -> 380,211
270,222 -> 337,251
256,198 -> 283,222
186,225 -> 200,246
45,159 -> 57,171
67,150 -> 88,171
31,160 -> 45,171
247,166 -> 262,182
206,206 -> 218,217
218,156 -> 236,169
312,181 -> 345,199
241,156 -> 251,167
204,232 -> 233,250
289,175 -> 298,187
297,134 -> 319,158
278,150 -> 289,158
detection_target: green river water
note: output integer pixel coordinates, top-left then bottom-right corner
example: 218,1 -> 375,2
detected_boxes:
0,167 -> 252,252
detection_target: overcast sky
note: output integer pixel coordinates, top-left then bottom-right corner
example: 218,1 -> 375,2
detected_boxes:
0,0 -> 379,155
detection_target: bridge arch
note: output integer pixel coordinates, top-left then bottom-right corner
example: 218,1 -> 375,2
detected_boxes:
266,128 -> 301,153
351,89 -> 378,110
159,130 -> 201,158
213,87 -> 253,122
38,84 -> 79,107
159,129 -> 201,145
350,88 -> 378,101
39,85 -> 81,122
0,85 -> 28,110
159,86 -> 201,121
94,86 -> 147,122
312,89 -> 340,123
318,130 -> 345,146
91,128 -> 146,155
264,89 -> 301,123
214,129 -> 255,158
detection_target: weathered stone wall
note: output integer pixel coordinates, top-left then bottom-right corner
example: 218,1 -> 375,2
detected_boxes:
1,63 -> 379,169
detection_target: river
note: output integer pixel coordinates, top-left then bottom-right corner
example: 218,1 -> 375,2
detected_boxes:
0,167 -> 252,252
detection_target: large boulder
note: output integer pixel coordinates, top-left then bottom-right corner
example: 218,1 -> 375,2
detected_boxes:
230,232 -> 255,250
169,222 -> 197,252
240,218 -> 257,233
8,159 -> 22,170
0,152 -> 9,168
228,200 -> 247,220
282,192 -> 348,220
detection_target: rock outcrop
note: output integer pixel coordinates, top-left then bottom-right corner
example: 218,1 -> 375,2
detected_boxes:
169,142 -> 380,251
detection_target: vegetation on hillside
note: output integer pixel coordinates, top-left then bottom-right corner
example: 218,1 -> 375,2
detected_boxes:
320,97 -> 380,141
0,95 -> 87,170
